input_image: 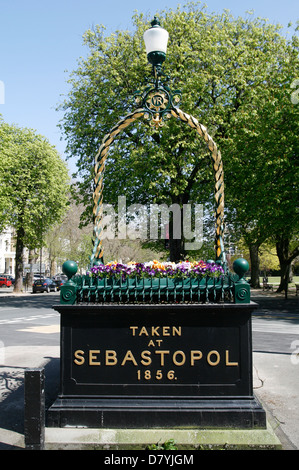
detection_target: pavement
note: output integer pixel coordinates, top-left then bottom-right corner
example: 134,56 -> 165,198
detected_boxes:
0,287 -> 298,450
251,288 -> 299,450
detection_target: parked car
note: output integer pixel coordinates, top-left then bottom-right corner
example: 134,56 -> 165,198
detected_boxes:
32,278 -> 58,293
0,276 -> 12,287
0,274 -> 15,284
53,278 -> 66,291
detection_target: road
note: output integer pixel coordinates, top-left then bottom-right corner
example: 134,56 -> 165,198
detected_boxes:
250,292 -> 299,449
0,291 -> 61,449
0,290 -> 298,449
0,292 -> 60,347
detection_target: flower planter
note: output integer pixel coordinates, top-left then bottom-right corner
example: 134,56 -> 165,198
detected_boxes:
73,275 -> 227,304
47,258 -> 265,429
59,260 -> 250,306
47,302 -> 266,429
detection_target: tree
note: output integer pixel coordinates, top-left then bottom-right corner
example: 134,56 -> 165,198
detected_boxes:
46,200 -> 168,270
45,201 -> 93,273
58,3 -> 297,264
0,120 -> 70,292
259,243 -> 280,275
223,30 -> 299,288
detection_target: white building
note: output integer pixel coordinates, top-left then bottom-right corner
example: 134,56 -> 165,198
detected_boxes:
0,227 -> 16,276
0,227 -> 53,277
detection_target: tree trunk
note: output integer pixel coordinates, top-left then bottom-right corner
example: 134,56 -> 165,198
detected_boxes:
49,256 -> 56,277
276,238 -> 291,298
249,243 -> 260,288
168,206 -> 185,262
28,249 -> 37,286
169,238 -> 185,262
274,236 -> 299,299
13,226 -> 25,293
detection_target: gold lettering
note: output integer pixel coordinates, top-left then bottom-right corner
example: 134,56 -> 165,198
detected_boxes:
89,350 -> 101,366
151,326 -> 160,336
225,350 -> 238,366
141,350 -> 152,366
121,350 -> 138,366
190,350 -> 203,365
152,95 -> 164,106
74,349 -> 85,365
173,350 -> 186,366
105,350 -> 117,365
129,325 -> 181,337
207,350 -> 220,366
139,326 -> 149,336
130,326 -> 138,336
172,326 -> 181,336
155,350 -> 170,366
74,346 -> 237,369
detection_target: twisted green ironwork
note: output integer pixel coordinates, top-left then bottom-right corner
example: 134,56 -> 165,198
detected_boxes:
91,83 -> 225,266
170,107 -> 225,263
60,258 -> 250,305
92,108 -> 145,262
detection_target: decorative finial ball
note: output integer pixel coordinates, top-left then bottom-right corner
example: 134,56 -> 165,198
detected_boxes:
233,258 -> 249,279
62,260 -> 78,280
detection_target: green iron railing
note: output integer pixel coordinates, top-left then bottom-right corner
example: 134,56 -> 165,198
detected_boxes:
59,259 -> 251,305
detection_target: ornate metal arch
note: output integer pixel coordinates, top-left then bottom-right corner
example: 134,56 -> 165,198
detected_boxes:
92,108 -> 145,262
91,97 -> 225,265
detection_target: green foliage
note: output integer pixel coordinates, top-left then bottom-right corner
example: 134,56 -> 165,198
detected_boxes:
0,119 -> 70,249
45,202 -> 93,272
223,29 -> 299,246
59,2 -> 298,263
146,439 -> 178,450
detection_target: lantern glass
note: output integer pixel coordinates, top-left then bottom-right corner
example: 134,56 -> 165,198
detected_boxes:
143,24 -> 169,55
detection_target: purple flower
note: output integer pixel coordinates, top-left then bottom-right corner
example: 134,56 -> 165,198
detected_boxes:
89,260 -> 224,280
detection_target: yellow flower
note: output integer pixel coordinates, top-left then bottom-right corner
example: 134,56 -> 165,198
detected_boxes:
106,260 -> 117,267
152,260 -> 166,270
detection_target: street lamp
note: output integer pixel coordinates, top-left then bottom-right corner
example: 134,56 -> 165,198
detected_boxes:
134,17 -> 180,129
143,17 -> 169,77
91,17 -> 226,271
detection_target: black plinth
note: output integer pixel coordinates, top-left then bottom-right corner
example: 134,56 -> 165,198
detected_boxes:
47,303 -> 266,429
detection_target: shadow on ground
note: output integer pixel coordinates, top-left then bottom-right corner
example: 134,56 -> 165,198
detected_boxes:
0,357 -> 60,450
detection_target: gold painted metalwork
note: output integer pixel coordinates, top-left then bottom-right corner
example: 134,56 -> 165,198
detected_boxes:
91,100 -> 225,265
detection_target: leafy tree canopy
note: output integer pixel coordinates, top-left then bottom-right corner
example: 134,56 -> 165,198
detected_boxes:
59,2 -> 298,264
0,119 -> 70,246
0,119 -> 70,290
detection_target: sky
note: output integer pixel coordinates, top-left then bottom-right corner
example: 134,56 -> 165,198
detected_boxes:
0,0 -> 298,175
